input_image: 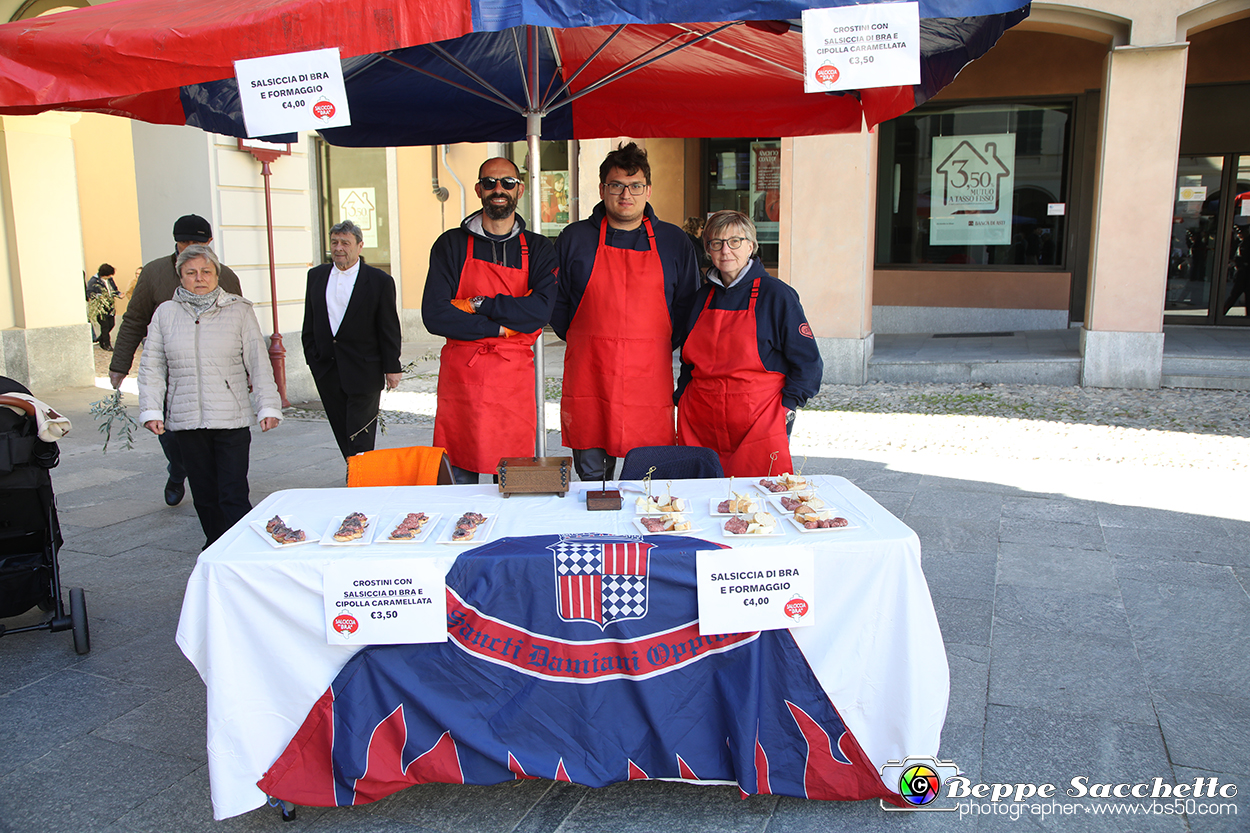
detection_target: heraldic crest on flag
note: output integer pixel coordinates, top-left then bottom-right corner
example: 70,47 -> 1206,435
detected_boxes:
552,534 -> 651,630
257,534 -> 902,809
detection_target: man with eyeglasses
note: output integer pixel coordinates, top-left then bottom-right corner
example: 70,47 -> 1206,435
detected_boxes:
422,157 -> 558,483
552,142 -> 700,482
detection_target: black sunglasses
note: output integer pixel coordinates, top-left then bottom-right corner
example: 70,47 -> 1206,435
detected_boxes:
479,176 -> 521,191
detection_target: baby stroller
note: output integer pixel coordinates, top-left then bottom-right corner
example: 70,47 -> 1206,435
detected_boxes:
0,377 -> 89,654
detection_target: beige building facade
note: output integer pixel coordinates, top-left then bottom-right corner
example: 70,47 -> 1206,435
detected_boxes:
1,0 -> 1247,392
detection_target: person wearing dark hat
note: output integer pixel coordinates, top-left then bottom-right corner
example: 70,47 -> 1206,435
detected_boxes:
109,214 -> 244,507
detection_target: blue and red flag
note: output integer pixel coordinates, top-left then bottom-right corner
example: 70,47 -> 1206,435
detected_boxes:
258,533 -> 901,807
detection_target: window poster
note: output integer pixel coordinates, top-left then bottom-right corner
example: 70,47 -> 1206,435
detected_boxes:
338,187 -> 378,248
540,171 -> 570,232
751,142 -> 782,245
929,133 -> 1016,246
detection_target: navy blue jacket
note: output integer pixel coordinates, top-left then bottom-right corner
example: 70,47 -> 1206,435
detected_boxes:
422,211 -> 557,341
552,202 -> 700,349
675,258 -> 823,411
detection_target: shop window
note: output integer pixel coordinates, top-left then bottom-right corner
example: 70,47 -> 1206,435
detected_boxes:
705,138 -> 781,267
505,140 -> 571,239
876,101 -> 1073,268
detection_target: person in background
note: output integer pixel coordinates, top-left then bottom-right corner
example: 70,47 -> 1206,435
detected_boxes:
422,157 -> 557,483
137,245 -> 281,550
1222,221 -> 1249,316
552,142 -> 700,481
302,220 -> 402,460
109,214 -> 244,508
675,210 -> 823,477
682,216 -> 710,275
85,263 -> 122,351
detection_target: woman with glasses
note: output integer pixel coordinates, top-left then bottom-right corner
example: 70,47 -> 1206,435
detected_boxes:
675,210 -> 823,477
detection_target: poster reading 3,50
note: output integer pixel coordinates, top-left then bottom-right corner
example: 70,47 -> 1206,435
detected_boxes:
929,133 -> 1016,246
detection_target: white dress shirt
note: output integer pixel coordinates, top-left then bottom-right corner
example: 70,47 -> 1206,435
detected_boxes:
325,258 -> 361,336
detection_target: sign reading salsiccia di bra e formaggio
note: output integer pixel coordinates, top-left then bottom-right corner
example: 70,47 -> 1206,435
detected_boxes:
235,47 -> 352,137
800,2 -> 920,94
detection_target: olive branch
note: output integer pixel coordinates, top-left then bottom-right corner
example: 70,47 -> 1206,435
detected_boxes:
89,389 -> 140,452
86,292 -> 114,321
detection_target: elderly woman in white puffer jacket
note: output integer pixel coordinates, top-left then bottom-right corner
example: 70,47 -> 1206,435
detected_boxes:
139,244 -> 282,549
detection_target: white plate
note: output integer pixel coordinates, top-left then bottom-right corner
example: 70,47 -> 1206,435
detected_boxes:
375,512 -> 442,545
783,513 -> 858,534
631,517 -> 701,536
719,517 -> 786,538
709,496 -> 765,516
250,515 -> 318,548
437,512 -> 498,545
766,494 -> 831,515
753,479 -> 817,497
634,497 -> 690,515
320,513 -> 377,546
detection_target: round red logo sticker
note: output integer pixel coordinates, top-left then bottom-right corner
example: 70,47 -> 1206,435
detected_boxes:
784,596 -> 809,621
815,65 -> 840,85
313,100 -> 336,120
799,323 -> 814,339
333,614 -> 358,636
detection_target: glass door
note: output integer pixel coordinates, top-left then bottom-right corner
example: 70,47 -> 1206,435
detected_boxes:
1166,156 -> 1222,319
1216,155 -> 1250,321
315,140 -> 391,274
1166,154 -> 1250,325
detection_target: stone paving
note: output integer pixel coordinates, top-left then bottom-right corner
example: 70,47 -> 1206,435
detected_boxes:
0,353 -> 1247,832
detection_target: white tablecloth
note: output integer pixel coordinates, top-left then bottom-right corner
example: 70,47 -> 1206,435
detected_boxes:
176,476 -> 948,819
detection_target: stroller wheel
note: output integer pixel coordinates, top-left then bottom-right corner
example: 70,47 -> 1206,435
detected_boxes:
70,587 -> 90,655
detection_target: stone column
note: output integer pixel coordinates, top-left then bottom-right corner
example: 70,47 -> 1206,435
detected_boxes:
1081,43 -> 1188,388
0,113 -> 94,390
778,132 -> 876,384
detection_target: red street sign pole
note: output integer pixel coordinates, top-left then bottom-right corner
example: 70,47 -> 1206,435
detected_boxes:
239,139 -> 292,408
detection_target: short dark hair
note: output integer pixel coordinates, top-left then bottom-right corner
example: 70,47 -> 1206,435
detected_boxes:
478,157 -> 521,179
330,220 -> 364,244
97,263 -> 115,277
599,141 -> 650,185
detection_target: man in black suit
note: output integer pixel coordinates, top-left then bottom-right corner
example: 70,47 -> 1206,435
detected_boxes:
302,220 -> 403,459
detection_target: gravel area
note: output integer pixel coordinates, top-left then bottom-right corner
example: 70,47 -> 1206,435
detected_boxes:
99,345 -> 1250,471
279,373 -> 1250,472
795,383 -> 1250,471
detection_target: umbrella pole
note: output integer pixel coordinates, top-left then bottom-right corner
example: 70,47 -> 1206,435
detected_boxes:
526,25 -> 547,458
528,112 -> 545,457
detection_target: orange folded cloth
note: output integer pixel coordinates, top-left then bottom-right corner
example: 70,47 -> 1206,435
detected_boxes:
347,446 -> 449,487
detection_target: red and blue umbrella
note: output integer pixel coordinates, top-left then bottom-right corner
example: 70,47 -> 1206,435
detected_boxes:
0,0 -> 1029,144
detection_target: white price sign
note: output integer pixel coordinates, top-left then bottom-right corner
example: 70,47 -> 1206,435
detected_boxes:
801,2 -> 920,94
323,559 -> 447,645
696,546 -> 815,636
235,47 -> 351,137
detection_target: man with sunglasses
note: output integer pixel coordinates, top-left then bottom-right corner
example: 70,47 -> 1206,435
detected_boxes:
552,142 -> 700,482
422,157 -> 558,483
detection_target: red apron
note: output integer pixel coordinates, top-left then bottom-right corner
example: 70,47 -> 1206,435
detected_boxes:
561,217 -> 675,456
676,276 -> 792,477
433,235 -> 539,473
